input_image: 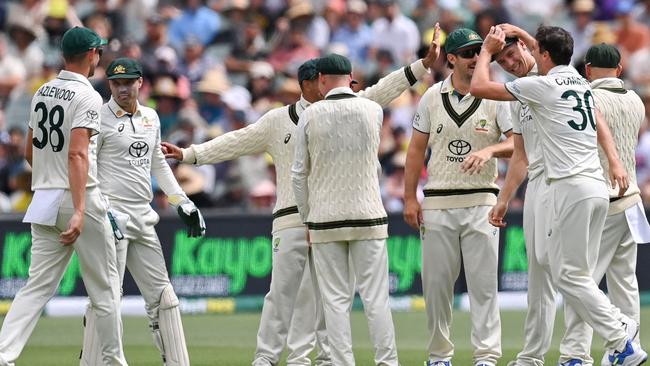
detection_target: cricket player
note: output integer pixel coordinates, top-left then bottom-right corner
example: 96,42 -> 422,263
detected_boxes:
80,58 -> 205,366
470,25 -> 646,365
0,27 -> 126,366
488,29 -> 636,366
291,53 -> 398,366
560,43 -> 648,366
163,25 -> 442,366
404,28 -> 513,366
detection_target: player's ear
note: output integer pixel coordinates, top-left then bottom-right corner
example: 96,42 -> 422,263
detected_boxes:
585,64 -> 592,80
137,77 -> 144,88
615,64 -> 623,77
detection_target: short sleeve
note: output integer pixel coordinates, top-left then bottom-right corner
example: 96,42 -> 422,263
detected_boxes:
504,76 -> 548,106
496,101 -> 513,133
412,90 -> 432,134
71,92 -> 102,135
510,101 -> 522,134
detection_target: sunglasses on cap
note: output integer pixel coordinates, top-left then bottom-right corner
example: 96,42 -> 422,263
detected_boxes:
455,47 -> 481,59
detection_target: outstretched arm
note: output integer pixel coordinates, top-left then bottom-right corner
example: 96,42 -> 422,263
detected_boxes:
164,112 -> 272,165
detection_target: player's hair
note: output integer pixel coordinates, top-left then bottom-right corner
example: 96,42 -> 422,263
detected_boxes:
63,51 -> 90,64
534,25 -> 573,66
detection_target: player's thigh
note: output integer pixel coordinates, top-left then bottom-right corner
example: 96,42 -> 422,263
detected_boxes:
349,238 -> 388,297
271,226 -> 310,276
311,242 -> 353,300
27,223 -> 74,287
126,226 -> 171,304
460,206 -> 499,281
421,209 -> 462,277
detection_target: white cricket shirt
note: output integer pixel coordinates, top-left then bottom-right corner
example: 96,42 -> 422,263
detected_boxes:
505,65 -> 604,182
29,70 -> 102,190
97,97 -> 185,203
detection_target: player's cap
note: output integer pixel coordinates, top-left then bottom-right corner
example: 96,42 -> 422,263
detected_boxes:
445,28 -> 483,54
61,26 -> 107,56
106,58 -> 143,79
585,43 -> 621,68
298,59 -> 319,84
317,53 -> 352,75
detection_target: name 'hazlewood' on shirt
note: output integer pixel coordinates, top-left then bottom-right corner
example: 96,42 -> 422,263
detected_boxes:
555,76 -> 589,86
37,85 -> 76,101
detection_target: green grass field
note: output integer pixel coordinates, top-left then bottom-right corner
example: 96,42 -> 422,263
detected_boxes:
8,309 -> 650,365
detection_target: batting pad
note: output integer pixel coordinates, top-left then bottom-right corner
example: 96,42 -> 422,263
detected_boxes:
80,305 -> 103,366
157,284 -> 190,366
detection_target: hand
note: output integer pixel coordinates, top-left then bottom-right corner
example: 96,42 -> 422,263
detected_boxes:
497,23 -> 525,38
489,200 -> 509,227
177,200 -> 206,237
161,142 -> 183,161
461,149 -> 492,175
482,26 -> 506,55
60,210 -> 84,245
609,161 -> 630,197
403,198 -> 423,230
421,23 -> 442,69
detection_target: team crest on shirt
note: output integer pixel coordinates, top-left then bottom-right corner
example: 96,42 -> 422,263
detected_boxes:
475,119 -> 489,132
273,238 -> 280,252
142,116 -> 154,129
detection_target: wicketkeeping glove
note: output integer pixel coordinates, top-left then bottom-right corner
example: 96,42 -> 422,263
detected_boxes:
177,200 -> 206,238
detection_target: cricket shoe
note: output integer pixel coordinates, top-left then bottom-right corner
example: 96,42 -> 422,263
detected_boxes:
602,339 -> 647,366
425,361 -> 451,366
558,359 -> 585,366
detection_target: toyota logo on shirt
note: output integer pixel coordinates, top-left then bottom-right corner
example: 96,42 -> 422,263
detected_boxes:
447,139 -> 471,156
129,141 -> 149,157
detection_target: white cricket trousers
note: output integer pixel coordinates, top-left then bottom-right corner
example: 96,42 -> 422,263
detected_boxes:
0,188 -> 125,366
253,226 -> 330,366
560,209 -> 639,363
112,201 -> 173,321
421,206 -> 501,365
545,177 -> 627,352
312,239 -> 398,366
512,176 -> 557,366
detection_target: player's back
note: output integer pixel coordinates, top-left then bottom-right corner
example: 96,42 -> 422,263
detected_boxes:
29,70 -> 102,190
507,65 -> 603,181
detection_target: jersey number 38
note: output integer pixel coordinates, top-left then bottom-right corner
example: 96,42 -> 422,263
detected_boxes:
32,102 -> 65,152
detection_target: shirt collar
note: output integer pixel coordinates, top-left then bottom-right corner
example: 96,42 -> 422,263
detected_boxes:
590,77 -> 625,90
528,63 -> 539,76
57,70 -> 93,88
440,74 -> 455,94
547,64 -> 577,75
325,86 -> 354,98
107,97 -> 142,118
296,94 -> 311,115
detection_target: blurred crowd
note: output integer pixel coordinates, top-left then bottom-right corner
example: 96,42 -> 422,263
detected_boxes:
0,0 -> 649,214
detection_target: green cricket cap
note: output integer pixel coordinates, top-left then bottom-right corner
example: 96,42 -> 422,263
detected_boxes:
445,28 -> 483,54
106,58 -> 143,79
298,59 -> 319,84
585,43 -> 621,68
61,26 -> 108,56
317,53 -> 352,75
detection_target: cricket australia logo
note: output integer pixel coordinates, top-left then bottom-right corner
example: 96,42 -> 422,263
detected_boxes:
113,65 -> 127,74
446,139 -> 471,162
475,119 -> 489,132
273,238 -> 280,252
129,141 -> 149,158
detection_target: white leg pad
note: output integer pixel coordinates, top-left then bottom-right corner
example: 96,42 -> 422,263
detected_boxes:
80,305 -> 103,366
155,284 -> 189,366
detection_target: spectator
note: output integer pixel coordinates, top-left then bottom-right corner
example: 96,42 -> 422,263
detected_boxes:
285,1 -> 330,51
167,0 -> 221,52
179,37 -> 217,86
6,17 -> 44,79
368,0 -> 420,65
566,0 -> 596,65
0,35 -> 26,108
196,68 -> 231,126
267,21 -> 319,74
140,14 -> 179,77
151,75 -> 185,137
616,0 -> 650,56
331,0 -> 374,65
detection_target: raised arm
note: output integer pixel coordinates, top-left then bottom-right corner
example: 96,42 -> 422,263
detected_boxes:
470,26 -> 516,101
356,24 -> 441,107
